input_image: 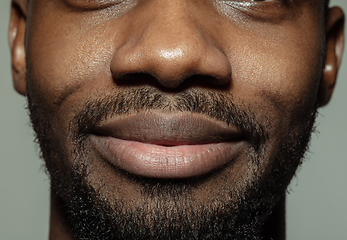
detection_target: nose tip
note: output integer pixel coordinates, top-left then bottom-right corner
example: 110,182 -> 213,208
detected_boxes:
155,46 -> 231,88
110,4 -> 231,89
157,47 -> 188,87
111,44 -> 231,89
154,47 -> 191,88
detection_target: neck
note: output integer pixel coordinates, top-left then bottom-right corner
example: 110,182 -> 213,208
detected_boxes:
49,192 -> 74,240
261,196 -> 286,240
48,191 -> 286,240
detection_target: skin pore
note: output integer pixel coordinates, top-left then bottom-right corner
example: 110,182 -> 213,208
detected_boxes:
9,0 -> 344,239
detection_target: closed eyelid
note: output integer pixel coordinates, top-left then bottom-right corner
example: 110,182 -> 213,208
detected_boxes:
62,0 -> 128,10
214,0 -> 298,26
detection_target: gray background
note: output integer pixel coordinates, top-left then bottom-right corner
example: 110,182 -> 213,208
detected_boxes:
1,1 -> 346,239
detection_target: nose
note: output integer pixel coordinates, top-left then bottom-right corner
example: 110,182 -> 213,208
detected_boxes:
110,0 -> 231,89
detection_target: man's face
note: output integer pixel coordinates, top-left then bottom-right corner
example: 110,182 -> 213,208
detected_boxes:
11,0 -> 342,239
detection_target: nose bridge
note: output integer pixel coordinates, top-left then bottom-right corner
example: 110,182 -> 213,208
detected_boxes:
111,0 -> 231,88
145,0 -> 197,45
141,2 -> 207,76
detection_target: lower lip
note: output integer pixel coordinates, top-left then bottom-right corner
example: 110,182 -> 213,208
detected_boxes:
91,136 -> 244,178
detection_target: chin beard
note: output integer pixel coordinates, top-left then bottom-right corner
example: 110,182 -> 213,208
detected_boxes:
27,87 -> 317,240
52,166 -> 277,240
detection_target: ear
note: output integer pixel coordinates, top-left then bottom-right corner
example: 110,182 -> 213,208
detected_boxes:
9,0 -> 28,96
318,7 -> 345,107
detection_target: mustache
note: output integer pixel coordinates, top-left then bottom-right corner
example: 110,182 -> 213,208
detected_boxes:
73,87 -> 268,149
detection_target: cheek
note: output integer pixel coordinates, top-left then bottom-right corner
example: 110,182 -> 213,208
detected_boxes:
25,12 -> 122,107
227,25 -> 323,115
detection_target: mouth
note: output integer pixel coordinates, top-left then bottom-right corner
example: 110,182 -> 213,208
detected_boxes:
90,111 -> 246,178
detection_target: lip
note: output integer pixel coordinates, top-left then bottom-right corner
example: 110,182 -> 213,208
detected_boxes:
90,111 -> 246,178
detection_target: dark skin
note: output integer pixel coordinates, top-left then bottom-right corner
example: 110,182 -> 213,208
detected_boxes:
9,0 -> 344,239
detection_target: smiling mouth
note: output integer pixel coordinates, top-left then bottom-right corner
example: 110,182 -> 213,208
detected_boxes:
89,111 -> 247,178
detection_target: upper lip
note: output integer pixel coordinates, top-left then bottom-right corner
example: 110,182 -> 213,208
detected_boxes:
92,111 -> 245,145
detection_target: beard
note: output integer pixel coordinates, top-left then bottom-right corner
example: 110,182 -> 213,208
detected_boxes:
27,86 -> 317,240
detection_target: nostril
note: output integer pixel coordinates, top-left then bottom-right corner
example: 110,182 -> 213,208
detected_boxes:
184,74 -> 231,88
113,72 -> 158,87
113,72 -> 231,92
113,69 -> 190,89
113,72 -> 186,91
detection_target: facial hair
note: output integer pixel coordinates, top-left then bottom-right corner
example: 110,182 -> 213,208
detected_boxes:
27,86 -> 317,240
